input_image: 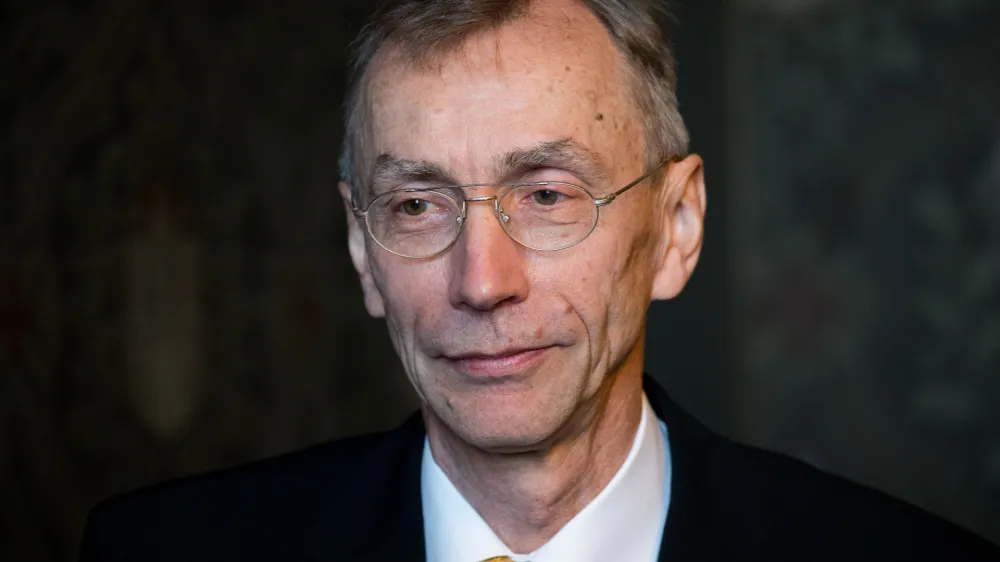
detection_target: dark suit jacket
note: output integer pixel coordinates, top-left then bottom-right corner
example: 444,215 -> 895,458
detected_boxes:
80,376 -> 1000,561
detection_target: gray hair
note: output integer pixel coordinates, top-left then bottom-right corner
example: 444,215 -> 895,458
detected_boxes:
339,0 -> 689,201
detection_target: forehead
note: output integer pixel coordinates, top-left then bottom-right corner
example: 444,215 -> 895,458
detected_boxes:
365,0 -> 638,182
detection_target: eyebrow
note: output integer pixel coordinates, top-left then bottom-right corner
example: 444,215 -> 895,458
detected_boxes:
499,138 -> 610,187
369,154 -> 456,194
368,138 -> 611,194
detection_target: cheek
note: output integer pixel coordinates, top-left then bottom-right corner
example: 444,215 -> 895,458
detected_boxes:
372,259 -> 443,332
540,251 -> 619,341
594,218 -> 657,327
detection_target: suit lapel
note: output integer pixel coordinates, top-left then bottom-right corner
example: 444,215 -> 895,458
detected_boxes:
306,376 -> 722,562
304,413 -> 428,562
644,375 -> 724,562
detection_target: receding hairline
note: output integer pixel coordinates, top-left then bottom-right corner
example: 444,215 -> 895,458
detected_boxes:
368,0 -> 618,73
355,1 -> 638,178
342,0 -> 688,195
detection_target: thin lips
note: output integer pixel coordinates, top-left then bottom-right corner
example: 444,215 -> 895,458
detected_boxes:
445,346 -> 548,361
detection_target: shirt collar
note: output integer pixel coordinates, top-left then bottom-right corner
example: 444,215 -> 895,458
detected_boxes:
422,393 -> 671,562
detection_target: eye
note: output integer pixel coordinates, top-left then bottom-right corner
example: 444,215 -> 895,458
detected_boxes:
400,198 -> 430,216
530,189 -> 562,206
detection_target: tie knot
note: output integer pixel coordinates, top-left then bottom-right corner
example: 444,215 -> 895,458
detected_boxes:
480,558 -> 515,562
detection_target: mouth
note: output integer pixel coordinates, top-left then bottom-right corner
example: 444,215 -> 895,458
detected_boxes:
443,346 -> 554,379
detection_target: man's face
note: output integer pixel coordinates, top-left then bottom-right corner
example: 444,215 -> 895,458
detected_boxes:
344,0 -> 699,451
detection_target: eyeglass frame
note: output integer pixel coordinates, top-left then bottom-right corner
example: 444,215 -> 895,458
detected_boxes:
351,157 -> 674,259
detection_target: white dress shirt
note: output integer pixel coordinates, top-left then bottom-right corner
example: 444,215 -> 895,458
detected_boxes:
422,394 -> 672,562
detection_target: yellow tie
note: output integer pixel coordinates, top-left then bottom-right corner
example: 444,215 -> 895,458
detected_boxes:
480,558 -> 514,562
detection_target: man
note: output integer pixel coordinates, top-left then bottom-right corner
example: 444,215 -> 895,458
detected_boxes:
80,0 -> 999,560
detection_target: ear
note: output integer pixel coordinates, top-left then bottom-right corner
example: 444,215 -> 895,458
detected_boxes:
651,155 -> 706,301
339,181 -> 385,318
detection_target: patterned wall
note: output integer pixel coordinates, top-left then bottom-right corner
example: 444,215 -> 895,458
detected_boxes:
727,0 -> 1000,543
2,2 -> 415,559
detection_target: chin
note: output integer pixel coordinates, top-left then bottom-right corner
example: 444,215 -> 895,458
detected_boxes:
456,420 -> 559,453
429,384 -> 576,452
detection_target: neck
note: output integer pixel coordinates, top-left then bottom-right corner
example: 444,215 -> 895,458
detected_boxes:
424,353 -> 646,554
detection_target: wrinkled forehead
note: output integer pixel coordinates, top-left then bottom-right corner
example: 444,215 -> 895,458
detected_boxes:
362,1 -> 642,187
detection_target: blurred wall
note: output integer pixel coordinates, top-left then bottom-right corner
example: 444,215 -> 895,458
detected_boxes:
1,0 -> 997,560
2,2 -> 415,559
725,0 -> 1000,543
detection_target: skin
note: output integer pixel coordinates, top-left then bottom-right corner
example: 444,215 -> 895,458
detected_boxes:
340,0 -> 706,553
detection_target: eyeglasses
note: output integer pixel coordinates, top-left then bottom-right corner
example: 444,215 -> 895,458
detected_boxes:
352,159 -> 669,259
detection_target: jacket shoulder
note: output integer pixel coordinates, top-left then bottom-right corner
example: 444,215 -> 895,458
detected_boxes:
702,434 -> 1000,560
80,418 -> 422,561
646,377 -> 999,560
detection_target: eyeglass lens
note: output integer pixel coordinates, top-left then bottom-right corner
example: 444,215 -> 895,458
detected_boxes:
365,184 -> 599,258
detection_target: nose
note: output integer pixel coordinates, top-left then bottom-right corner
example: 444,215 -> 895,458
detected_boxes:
447,200 -> 530,311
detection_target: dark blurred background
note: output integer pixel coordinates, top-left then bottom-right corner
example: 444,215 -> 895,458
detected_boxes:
2,0 -> 998,559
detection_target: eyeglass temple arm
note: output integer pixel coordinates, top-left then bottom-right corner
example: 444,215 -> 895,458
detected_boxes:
350,194 -> 367,219
593,157 -> 676,207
